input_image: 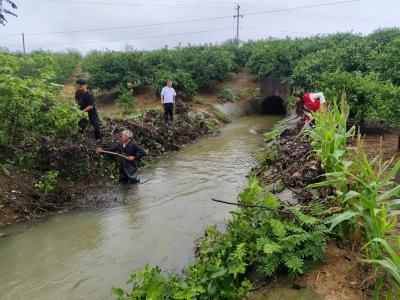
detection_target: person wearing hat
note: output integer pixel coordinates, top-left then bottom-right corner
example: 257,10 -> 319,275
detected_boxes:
75,79 -> 101,139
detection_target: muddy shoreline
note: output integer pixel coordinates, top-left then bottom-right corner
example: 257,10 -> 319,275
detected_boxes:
0,107 -> 226,227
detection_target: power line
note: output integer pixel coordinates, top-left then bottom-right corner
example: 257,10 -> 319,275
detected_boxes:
243,0 -> 360,17
243,6 -> 398,24
3,27 -> 233,48
0,0 -> 360,38
24,0 -> 236,8
0,15 -> 232,37
242,27 -> 315,36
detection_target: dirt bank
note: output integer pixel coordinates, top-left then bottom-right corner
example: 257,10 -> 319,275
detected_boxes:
0,107 -> 223,227
1,68 -> 260,227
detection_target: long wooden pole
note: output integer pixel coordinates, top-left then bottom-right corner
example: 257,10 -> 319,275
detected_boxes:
98,150 -> 129,159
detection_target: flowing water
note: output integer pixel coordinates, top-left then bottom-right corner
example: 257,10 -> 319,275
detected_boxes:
0,115 -> 282,300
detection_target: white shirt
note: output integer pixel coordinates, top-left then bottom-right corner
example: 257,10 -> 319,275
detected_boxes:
161,86 -> 176,103
309,92 -> 326,104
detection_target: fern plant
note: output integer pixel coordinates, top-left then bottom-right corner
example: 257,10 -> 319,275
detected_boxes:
114,178 -> 328,299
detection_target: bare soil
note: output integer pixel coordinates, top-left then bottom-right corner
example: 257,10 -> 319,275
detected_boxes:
297,243 -> 367,300
249,243 -> 367,300
348,130 -> 400,182
347,130 -> 399,162
194,70 -> 258,105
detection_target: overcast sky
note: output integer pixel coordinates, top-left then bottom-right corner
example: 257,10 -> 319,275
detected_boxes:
0,0 -> 399,53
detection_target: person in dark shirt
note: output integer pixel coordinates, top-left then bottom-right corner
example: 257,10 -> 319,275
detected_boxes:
75,79 -> 101,139
96,130 -> 147,183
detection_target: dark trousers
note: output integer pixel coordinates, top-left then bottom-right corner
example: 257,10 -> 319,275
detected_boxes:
163,103 -> 174,123
78,113 -> 101,139
119,162 -> 140,184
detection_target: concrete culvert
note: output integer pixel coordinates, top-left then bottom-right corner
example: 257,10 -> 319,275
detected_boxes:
260,95 -> 286,115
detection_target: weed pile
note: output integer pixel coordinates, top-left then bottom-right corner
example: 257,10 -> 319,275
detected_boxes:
259,116 -> 324,203
33,109 -> 213,179
102,109 -> 211,156
0,108 -> 215,221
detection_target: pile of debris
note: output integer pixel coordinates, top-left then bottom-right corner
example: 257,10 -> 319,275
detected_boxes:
259,115 -> 325,204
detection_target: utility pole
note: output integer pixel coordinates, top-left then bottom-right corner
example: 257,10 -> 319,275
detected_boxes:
22,32 -> 26,54
233,4 -> 243,46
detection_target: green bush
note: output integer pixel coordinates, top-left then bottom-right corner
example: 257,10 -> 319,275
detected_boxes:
217,88 -> 235,102
0,52 -> 81,145
314,71 -> 400,126
152,69 -> 197,100
82,45 -> 234,93
117,89 -> 137,114
17,51 -> 81,84
46,102 -> 82,140
34,170 -> 59,200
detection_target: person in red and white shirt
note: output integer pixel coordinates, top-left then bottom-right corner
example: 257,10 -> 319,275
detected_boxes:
294,91 -> 326,122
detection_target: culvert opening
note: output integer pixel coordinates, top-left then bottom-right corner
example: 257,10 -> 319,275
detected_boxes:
260,95 -> 286,115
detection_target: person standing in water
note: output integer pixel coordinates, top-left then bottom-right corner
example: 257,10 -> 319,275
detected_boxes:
96,130 -> 147,184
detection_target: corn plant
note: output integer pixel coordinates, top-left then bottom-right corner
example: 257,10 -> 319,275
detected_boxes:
307,94 -> 355,176
322,142 -> 400,256
364,238 -> 400,296
309,140 -> 400,294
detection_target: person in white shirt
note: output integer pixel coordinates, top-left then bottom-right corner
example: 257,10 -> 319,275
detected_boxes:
160,80 -> 177,123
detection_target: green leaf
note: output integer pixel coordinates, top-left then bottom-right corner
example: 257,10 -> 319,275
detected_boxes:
377,185 -> 400,202
210,268 -> 227,279
270,219 -> 287,238
327,210 -> 358,231
111,287 -> 125,297
340,190 -> 360,204
283,255 -> 304,274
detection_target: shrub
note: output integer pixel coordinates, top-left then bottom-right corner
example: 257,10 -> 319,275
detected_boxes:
46,102 -> 82,140
117,89 -> 137,114
217,88 -> 235,102
152,69 -> 197,100
34,170 -> 59,200
314,71 -> 400,127
82,45 -> 234,93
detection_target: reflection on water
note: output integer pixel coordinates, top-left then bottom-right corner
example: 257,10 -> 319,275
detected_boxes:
0,115 -> 282,300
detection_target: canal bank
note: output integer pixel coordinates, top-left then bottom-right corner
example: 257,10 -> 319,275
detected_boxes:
0,115 -> 282,300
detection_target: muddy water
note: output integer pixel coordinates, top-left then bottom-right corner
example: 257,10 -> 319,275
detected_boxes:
0,115 -> 282,300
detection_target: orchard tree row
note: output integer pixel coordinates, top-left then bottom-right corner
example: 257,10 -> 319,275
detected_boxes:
81,28 -> 400,128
